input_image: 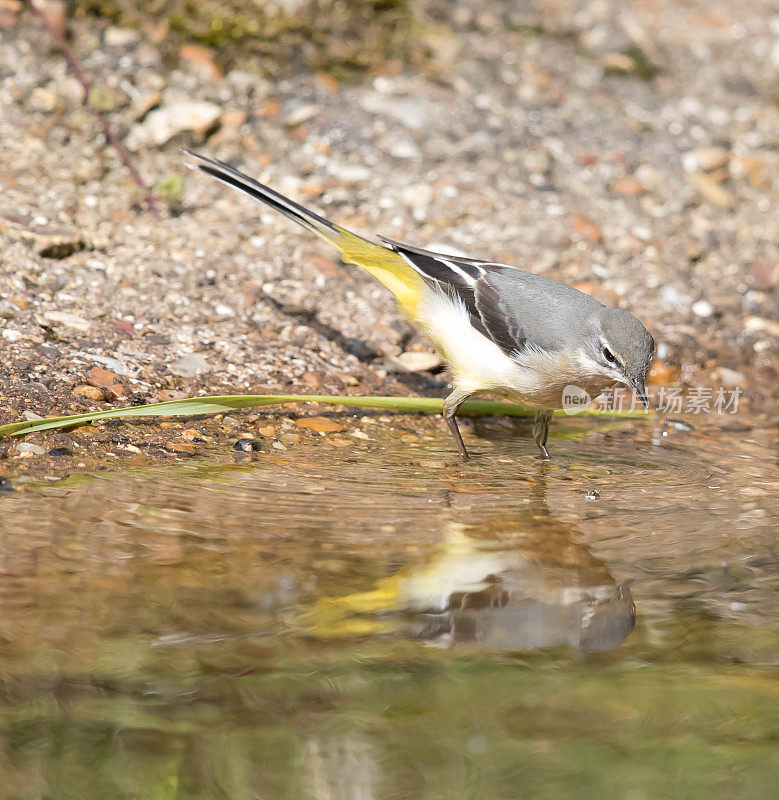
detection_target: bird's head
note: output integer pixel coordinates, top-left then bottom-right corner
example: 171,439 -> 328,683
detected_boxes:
586,307 -> 655,408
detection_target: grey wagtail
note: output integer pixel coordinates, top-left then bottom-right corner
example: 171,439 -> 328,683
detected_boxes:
185,151 -> 654,461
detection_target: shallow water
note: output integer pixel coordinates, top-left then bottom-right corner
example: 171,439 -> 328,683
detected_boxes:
0,414 -> 777,799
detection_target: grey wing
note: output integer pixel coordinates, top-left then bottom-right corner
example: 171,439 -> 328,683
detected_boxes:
379,236 -> 527,356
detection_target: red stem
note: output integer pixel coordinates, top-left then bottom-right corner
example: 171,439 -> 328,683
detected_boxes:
27,0 -> 159,214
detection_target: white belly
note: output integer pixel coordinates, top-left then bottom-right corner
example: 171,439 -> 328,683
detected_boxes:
416,290 -> 608,410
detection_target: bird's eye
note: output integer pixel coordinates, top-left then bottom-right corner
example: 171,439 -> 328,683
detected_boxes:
602,346 -> 616,364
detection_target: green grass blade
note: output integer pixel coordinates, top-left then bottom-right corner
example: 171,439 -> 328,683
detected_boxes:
0,393 -> 648,439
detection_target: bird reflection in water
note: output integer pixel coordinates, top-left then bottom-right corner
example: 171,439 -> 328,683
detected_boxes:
313,474 -> 636,652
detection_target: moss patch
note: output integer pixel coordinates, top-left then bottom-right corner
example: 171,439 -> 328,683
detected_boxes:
73,0 -> 431,79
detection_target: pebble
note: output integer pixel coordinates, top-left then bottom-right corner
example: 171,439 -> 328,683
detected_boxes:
610,176 -> 646,197
283,104 -> 320,127
27,87 -> 61,114
296,416 -> 345,433
0,299 -> 21,319
215,303 -> 235,317
682,147 -> 729,173
686,171 -> 734,207
691,299 -> 714,317
83,353 -> 129,376
712,367 -> 746,388
1,328 -> 22,342
104,26 -> 141,47
18,442 -> 45,456
179,43 -> 222,82
49,447 -> 73,457
41,310 -> 91,331
233,438 -> 260,452
360,94 -> 428,130
744,316 -> 779,338
391,351 -> 443,373
169,352 -> 211,377
127,102 -> 221,150
88,84 -> 129,112
585,490 -> 600,500
86,366 -> 121,388
74,384 -> 104,400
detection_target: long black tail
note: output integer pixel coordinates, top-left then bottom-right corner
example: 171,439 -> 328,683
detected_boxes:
183,150 -> 425,313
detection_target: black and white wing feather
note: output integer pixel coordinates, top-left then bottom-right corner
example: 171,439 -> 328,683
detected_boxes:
379,237 -> 527,357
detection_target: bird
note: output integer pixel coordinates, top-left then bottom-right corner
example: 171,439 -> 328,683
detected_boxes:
185,151 -> 655,461
308,476 -> 637,651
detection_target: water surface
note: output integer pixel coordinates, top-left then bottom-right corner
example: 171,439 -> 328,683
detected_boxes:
0,415 -> 776,798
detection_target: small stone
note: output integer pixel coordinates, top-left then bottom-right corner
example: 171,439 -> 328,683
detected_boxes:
0,477 -> 13,492
744,316 -> 779,337
88,84 -> 129,112
328,163 -> 371,183
712,367 -> 746,388
215,303 -> 235,317
179,43 -> 222,82
601,53 -> 636,72
18,442 -> 45,456
127,102 -> 221,150
0,299 -> 21,319
104,26 -> 141,47
682,147 -> 728,173
585,489 -> 600,500
314,72 -> 339,93
610,175 -> 646,196
83,353 -> 129,375
647,358 -> 681,385
49,447 -> 73,457
28,87 -> 62,114
86,366 -> 120,387
256,425 -> 276,437
391,351 -> 443,373
169,352 -> 211,377
0,216 -> 85,258
572,214 -> 603,243
1,328 -> 21,342
74,384 -> 104,400
686,172 -> 733,207
523,149 -> 551,174
360,94 -> 428,130
208,108 -> 247,145
41,310 -> 91,331
131,91 -> 162,121
296,416 -> 345,433
34,0 -> 66,35
284,104 -> 320,127
691,299 -> 714,317
233,438 -> 260,452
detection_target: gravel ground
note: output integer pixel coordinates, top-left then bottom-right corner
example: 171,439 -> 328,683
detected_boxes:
1,0 -> 777,452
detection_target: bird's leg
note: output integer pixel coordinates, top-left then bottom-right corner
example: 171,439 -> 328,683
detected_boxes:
443,389 -> 473,461
532,409 -> 554,460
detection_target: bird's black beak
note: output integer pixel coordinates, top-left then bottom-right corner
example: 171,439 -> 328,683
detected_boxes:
631,377 -> 649,410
